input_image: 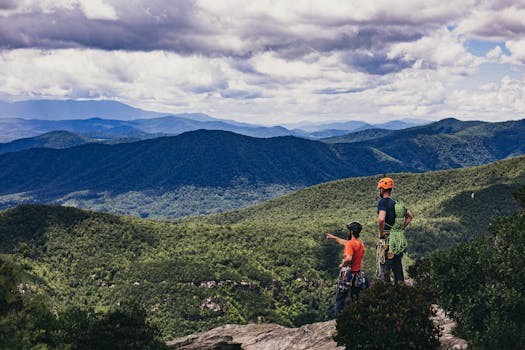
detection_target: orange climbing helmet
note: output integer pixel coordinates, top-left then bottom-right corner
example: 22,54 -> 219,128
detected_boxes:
377,177 -> 395,190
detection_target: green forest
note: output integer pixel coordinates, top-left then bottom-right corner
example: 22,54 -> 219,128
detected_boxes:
1,155 -> 525,348
1,118 -> 523,220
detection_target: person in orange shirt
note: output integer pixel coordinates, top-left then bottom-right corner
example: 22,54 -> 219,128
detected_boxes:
327,221 -> 366,316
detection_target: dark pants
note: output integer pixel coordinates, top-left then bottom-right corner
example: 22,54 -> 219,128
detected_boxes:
335,288 -> 349,316
385,253 -> 404,283
334,277 -> 362,316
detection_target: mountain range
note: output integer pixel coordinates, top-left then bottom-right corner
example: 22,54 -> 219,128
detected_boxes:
0,117 -> 523,218
0,99 -> 164,120
0,99 -> 427,142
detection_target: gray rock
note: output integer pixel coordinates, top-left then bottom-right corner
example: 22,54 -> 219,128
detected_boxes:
168,307 -> 470,350
167,320 -> 343,350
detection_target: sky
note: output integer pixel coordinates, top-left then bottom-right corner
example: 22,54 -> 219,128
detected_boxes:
1,0 -> 525,125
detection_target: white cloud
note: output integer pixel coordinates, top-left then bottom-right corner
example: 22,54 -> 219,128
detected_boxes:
502,39 -> 525,65
446,75 -> 525,119
388,28 -> 484,75
456,5 -> 525,41
486,46 -> 503,61
78,0 -> 117,20
1,1 -> 524,124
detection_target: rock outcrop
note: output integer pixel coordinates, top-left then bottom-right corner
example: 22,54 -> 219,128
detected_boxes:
432,306 -> 469,350
167,320 -> 342,350
168,307 -> 469,350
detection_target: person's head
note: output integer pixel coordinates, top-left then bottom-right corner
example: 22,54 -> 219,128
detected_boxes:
346,221 -> 362,239
377,177 -> 395,198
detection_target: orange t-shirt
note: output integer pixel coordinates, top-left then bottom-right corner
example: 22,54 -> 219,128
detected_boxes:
344,237 -> 365,272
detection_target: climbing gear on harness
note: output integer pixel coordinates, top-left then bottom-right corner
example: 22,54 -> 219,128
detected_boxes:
337,266 -> 352,292
376,238 -> 388,279
352,271 -> 367,290
377,177 -> 395,189
389,200 -> 408,255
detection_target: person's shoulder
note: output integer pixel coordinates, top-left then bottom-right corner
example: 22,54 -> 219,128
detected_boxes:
377,197 -> 391,205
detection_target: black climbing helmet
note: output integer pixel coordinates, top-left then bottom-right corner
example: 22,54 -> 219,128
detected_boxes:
346,221 -> 362,234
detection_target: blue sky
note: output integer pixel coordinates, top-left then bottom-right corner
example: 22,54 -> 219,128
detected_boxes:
0,0 -> 524,125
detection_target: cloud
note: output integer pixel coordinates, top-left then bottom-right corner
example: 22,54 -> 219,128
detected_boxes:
0,1 -> 464,57
447,75 -> 525,119
78,0 -> 118,20
388,28 -> 484,75
455,3 -> 525,41
0,0 -> 17,10
502,39 -> 525,65
0,0 -> 524,125
342,50 -> 416,75
1,0 -> 517,77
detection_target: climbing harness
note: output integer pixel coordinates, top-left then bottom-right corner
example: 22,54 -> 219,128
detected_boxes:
337,266 -> 353,292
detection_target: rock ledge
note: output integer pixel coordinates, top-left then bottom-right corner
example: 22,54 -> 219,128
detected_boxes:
167,320 -> 342,350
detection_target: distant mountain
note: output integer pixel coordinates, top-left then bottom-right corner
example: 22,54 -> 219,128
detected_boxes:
322,128 -> 396,143
0,131 -> 399,197
288,120 -> 372,132
0,99 -> 432,142
0,117 -> 158,142
0,118 -> 523,218
372,120 -> 426,130
0,115 -> 291,142
322,117 -> 481,144
131,116 -> 292,138
0,99 -> 164,120
0,130 -> 146,155
325,118 -> 525,171
0,99 -> 296,141
285,118 -> 429,134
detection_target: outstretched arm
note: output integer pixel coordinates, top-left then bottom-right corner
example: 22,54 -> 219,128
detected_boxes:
326,233 -> 348,246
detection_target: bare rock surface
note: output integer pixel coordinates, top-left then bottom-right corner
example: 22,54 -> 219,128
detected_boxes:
168,306 -> 469,349
432,306 -> 469,350
167,320 -> 343,350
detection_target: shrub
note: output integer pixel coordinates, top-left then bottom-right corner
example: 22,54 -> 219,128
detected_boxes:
61,303 -> 168,350
0,258 -> 23,315
334,282 -> 440,349
407,258 -> 436,303
429,187 -> 525,349
0,257 -> 168,350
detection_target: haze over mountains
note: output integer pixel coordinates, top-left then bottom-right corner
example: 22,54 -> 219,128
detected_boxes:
0,115 -> 523,218
0,99 -> 427,142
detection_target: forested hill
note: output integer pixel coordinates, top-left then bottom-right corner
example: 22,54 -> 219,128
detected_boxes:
0,118 -> 524,218
324,118 -> 525,169
0,131 -> 92,155
1,156 -> 524,341
198,155 -> 525,255
0,130 -> 400,195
